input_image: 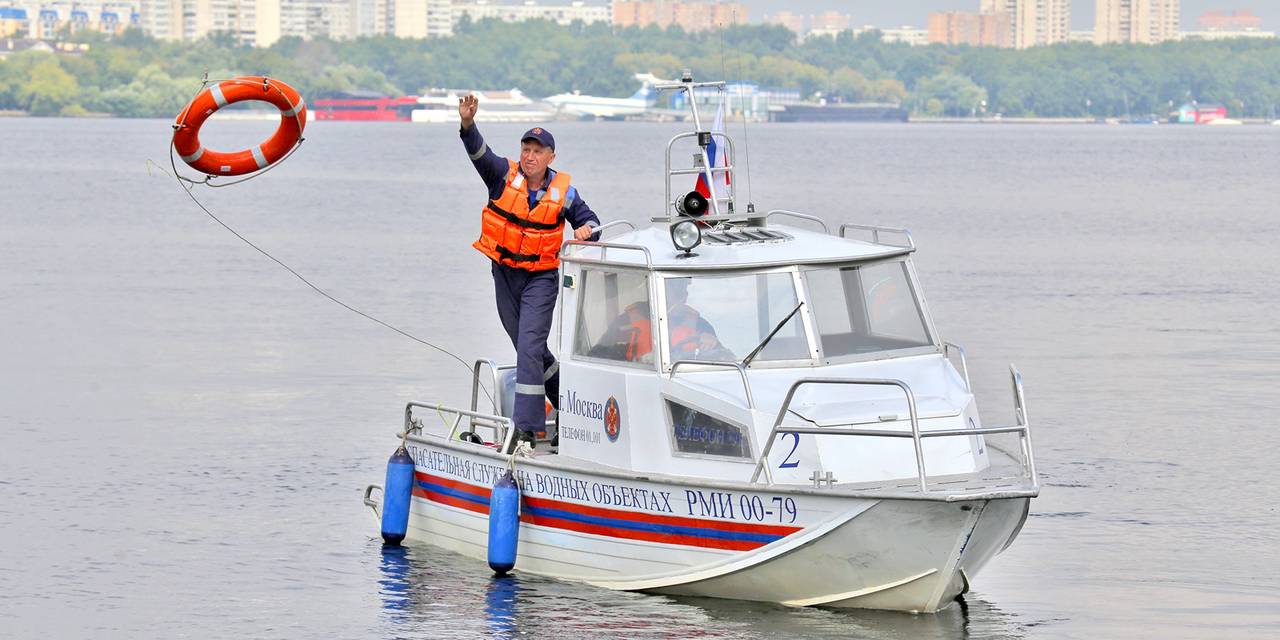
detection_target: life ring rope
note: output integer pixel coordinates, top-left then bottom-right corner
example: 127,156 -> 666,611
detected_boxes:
171,74 -> 307,184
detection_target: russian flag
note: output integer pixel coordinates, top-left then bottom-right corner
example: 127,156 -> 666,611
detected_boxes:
695,101 -> 728,199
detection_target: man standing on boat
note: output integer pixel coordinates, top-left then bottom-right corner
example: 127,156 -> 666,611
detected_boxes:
458,94 -> 601,450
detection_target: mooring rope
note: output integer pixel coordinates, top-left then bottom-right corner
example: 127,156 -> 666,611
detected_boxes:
152,77 -> 496,406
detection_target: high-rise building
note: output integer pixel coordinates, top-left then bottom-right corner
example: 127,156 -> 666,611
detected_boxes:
349,0 -> 391,38
138,0 -> 183,39
3,0 -> 141,38
393,0 -> 451,38
135,0 -> 413,44
927,10 -> 1011,46
763,10 -> 802,36
808,10 -> 850,36
453,1 -> 610,27
611,1 -> 746,32
1094,0 -> 1179,44
135,0 -> 279,44
984,0 -> 1070,48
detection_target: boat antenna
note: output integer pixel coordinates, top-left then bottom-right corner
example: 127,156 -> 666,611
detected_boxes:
716,22 -> 732,215
729,7 -> 755,215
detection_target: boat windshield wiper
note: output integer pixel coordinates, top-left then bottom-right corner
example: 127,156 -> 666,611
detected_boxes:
742,302 -> 804,368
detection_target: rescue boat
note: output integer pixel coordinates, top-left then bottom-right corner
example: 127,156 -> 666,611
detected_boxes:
363,75 -> 1039,613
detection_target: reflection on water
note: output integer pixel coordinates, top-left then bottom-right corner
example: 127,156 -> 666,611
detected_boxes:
378,545 -> 412,615
484,576 -> 520,638
373,539 -> 1028,639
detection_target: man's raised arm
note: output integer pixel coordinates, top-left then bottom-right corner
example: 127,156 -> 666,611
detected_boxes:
457,94 -> 508,193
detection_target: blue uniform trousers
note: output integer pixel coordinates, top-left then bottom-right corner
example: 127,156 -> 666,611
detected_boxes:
491,262 -> 560,433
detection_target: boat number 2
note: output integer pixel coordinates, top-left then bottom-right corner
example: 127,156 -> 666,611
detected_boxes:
779,432 -> 800,468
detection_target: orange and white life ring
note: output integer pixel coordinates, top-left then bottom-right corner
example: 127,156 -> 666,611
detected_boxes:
172,76 -> 307,177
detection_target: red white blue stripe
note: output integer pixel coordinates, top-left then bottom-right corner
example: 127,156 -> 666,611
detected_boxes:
413,472 -> 800,552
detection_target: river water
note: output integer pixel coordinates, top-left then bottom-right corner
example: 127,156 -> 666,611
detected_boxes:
2,117 -> 1278,638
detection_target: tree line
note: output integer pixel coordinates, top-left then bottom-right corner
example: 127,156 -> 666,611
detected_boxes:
3,19 -> 1280,118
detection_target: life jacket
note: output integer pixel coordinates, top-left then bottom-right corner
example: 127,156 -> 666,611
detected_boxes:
622,303 -> 700,361
667,304 -> 702,356
473,160 -> 571,271
623,304 -> 653,361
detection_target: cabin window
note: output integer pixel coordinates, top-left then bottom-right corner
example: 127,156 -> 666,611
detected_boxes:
663,272 -> 808,363
667,401 -> 752,459
805,261 -> 931,357
573,269 -> 653,365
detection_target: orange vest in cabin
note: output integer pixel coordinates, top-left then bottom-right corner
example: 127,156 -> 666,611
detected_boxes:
473,160 -> 571,271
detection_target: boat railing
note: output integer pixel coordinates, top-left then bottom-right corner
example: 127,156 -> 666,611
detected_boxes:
591,220 -> 637,238
663,131 -> 738,221
470,358 -> 510,416
766,210 -> 829,234
405,400 -> 514,451
838,223 -> 916,250
561,239 -> 653,268
669,359 -> 755,409
943,342 -> 972,391
749,367 -> 1038,493
469,358 -> 557,434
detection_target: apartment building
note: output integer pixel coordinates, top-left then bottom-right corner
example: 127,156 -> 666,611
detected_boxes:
2,0 -> 140,38
927,10 -> 1011,46
453,1 -> 609,27
982,0 -> 1070,48
1094,0 -> 1179,44
807,10 -> 850,37
611,0 -> 746,32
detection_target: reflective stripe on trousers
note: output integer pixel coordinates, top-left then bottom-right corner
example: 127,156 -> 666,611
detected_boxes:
491,262 -> 560,432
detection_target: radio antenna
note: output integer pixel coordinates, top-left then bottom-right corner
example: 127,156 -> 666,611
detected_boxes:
727,10 -> 754,214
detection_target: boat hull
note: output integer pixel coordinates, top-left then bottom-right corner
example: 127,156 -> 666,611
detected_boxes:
400,437 -> 1029,613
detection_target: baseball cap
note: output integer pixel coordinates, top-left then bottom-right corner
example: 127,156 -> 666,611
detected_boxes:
521,127 -> 555,151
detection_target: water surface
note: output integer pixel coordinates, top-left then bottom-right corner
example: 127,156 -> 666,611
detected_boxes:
2,117 -> 1278,638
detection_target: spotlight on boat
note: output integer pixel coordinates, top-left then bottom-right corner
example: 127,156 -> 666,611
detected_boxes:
670,219 -> 702,255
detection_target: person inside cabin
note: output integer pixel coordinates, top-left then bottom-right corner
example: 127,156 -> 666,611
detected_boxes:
458,94 -> 601,451
593,278 -> 732,363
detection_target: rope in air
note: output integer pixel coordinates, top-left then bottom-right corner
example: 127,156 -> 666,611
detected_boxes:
155,76 -> 496,406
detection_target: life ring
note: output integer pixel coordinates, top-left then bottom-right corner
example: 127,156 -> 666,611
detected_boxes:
172,76 -> 306,177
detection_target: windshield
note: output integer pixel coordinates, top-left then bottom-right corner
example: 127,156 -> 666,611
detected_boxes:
804,261 -> 932,357
663,272 -> 810,364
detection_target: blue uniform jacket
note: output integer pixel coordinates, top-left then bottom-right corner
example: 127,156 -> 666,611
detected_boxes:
460,124 -> 601,238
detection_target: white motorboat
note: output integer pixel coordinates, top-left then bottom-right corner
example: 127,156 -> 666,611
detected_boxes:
364,75 -> 1040,614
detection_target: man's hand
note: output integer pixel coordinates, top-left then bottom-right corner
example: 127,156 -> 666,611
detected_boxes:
458,94 -> 478,129
574,225 -> 595,241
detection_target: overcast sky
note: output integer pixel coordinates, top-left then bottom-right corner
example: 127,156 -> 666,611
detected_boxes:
735,0 -> 1277,30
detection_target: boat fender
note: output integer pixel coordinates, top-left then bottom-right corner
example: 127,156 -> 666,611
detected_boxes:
380,445 -> 415,545
487,469 -> 521,575
172,76 -> 307,177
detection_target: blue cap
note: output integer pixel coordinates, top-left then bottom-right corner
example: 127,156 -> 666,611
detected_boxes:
521,127 -> 555,151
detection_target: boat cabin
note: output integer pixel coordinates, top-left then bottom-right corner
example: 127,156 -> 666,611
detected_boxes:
534,219 -> 988,488
462,75 -> 998,492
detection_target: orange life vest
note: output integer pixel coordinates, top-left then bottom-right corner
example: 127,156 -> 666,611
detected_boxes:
667,304 -> 703,356
473,160 -> 572,271
623,304 -> 653,361
622,303 -> 700,362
